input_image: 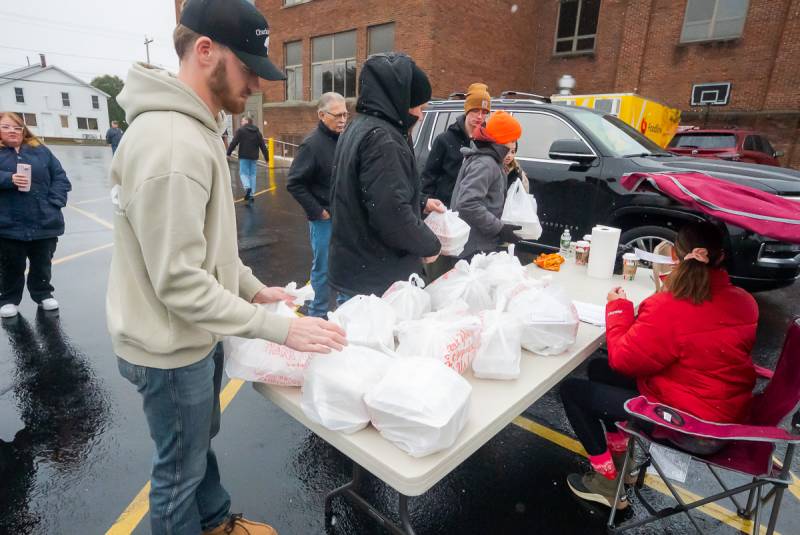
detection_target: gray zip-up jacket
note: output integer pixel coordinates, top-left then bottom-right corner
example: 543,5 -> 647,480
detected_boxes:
450,141 -> 510,259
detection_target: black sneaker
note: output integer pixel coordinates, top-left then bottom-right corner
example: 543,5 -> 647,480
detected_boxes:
244,188 -> 252,200
567,472 -> 629,510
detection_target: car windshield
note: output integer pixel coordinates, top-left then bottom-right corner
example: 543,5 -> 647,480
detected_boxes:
574,112 -> 670,157
669,134 -> 736,149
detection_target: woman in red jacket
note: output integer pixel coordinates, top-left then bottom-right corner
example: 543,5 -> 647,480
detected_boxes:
561,221 -> 758,509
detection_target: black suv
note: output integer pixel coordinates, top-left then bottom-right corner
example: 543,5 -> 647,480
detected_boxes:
413,96 -> 800,290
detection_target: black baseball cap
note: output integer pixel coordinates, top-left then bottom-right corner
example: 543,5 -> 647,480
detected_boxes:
180,0 -> 286,81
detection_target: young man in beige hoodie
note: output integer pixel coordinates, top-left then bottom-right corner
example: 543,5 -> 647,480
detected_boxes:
106,1 -> 345,534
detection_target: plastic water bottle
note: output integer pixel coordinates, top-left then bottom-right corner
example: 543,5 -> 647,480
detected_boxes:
560,229 -> 572,257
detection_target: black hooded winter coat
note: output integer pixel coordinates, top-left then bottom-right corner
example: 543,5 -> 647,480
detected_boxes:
328,53 -> 441,296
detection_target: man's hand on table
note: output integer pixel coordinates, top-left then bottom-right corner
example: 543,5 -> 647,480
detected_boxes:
607,287 -> 628,302
286,317 -> 347,353
252,286 -> 295,306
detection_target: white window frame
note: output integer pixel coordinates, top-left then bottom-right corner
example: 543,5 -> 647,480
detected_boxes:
285,41 -> 303,101
554,0 -> 599,55
680,0 -> 749,43
14,87 -> 24,103
91,95 -> 100,109
311,31 -> 357,99
61,92 -> 71,107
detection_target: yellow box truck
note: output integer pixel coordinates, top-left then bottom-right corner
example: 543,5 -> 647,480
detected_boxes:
550,93 -> 681,148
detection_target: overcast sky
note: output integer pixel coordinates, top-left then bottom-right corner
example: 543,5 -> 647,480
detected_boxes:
0,0 -> 180,83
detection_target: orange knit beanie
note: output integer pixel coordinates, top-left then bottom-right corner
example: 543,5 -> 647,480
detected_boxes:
485,111 -> 522,144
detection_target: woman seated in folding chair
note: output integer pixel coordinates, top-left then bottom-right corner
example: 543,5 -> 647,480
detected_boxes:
560,221 -> 759,510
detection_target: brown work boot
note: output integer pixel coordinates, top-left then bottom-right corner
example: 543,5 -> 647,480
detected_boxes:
203,514 -> 278,535
567,472 -> 629,510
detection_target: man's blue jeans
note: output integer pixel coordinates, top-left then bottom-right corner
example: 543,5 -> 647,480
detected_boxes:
238,159 -> 257,193
308,218 -> 332,317
117,345 -> 230,535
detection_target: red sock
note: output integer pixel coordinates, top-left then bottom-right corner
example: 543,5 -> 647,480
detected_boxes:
589,450 -> 618,480
606,430 -> 629,454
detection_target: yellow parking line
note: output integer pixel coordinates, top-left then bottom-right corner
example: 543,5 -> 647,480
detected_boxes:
67,204 -> 114,230
105,379 -> 245,535
234,186 -> 275,204
513,416 -> 782,535
52,242 -> 113,266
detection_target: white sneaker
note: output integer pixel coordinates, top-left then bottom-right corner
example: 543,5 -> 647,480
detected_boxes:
40,298 -> 59,311
0,304 -> 18,318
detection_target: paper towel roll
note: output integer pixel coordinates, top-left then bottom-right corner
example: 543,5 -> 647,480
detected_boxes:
587,225 -> 621,279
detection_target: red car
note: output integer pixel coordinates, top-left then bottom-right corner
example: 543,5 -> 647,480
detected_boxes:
668,129 -> 784,167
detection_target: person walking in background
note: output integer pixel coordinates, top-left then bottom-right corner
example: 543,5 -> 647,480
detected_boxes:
287,92 -> 347,317
328,53 -> 444,300
227,115 -> 268,201
107,1 -> 346,533
105,120 -> 124,154
0,112 -> 71,319
450,111 -> 523,262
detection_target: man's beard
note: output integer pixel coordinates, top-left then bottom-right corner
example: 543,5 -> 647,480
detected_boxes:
209,58 -> 249,114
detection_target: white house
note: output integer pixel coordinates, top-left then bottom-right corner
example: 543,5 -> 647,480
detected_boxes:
0,61 -> 110,141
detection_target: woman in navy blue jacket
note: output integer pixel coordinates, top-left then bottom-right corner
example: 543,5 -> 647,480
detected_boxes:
0,112 -> 71,318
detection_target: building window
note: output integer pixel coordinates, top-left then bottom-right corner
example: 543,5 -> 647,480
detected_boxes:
14,87 -> 24,103
285,41 -> 303,101
92,95 -> 100,109
312,31 -> 356,99
681,0 -> 749,43
554,0 -> 601,55
77,117 -> 98,130
368,23 -> 395,55
20,113 -> 37,127
61,92 -> 70,107
60,115 -> 69,128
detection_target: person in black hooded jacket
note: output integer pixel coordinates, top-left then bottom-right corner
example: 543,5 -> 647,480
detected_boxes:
226,116 -> 269,200
328,53 -> 443,298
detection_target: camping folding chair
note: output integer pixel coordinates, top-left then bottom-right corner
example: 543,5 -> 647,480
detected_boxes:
607,317 -> 800,534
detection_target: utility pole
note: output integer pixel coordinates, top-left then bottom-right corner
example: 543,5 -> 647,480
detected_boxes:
144,35 -> 154,64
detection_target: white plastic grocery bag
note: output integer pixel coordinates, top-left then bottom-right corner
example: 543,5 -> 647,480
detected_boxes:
472,309 -> 524,380
328,294 -> 397,352
224,302 -> 315,386
381,274 -> 431,322
301,346 -> 392,434
396,312 -> 482,374
425,260 -> 493,312
364,357 -> 472,457
284,281 -> 315,306
424,209 -> 471,257
501,179 -> 542,240
470,245 -> 526,301
504,283 -> 579,355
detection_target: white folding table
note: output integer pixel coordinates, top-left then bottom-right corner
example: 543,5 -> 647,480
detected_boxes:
253,262 -> 654,534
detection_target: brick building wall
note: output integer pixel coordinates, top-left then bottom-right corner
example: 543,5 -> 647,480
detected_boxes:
172,0 -> 800,168
530,0 -> 800,168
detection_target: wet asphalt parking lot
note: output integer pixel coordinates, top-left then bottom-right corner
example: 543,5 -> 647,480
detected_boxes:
1,145 -> 799,535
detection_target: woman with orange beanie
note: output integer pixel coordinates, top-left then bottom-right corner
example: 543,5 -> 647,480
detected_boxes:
450,111 -> 523,260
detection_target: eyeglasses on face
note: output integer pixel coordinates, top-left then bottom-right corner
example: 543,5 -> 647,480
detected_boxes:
0,124 -> 24,133
323,111 -> 349,121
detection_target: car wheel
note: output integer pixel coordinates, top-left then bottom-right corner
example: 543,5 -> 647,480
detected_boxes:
620,226 -> 677,266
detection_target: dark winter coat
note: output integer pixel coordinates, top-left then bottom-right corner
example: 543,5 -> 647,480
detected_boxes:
450,141 -> 510,258
226,124 -> 269,161
328,53 -> 441,296
606,269 -> 758,423
0,143 -> 71,241
286,121 -> 339,220
420,114 -> 470,207
106,127 -> 123,149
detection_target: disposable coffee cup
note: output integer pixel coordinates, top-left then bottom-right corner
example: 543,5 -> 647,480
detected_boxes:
575,240 -> 590,266
622,252 -> 638,281
17,163 -> 31,192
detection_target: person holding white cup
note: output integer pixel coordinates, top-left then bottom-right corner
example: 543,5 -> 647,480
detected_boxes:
0,112 -> 71,318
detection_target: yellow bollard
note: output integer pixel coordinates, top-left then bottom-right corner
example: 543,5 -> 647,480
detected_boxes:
268,137 -> 275,170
